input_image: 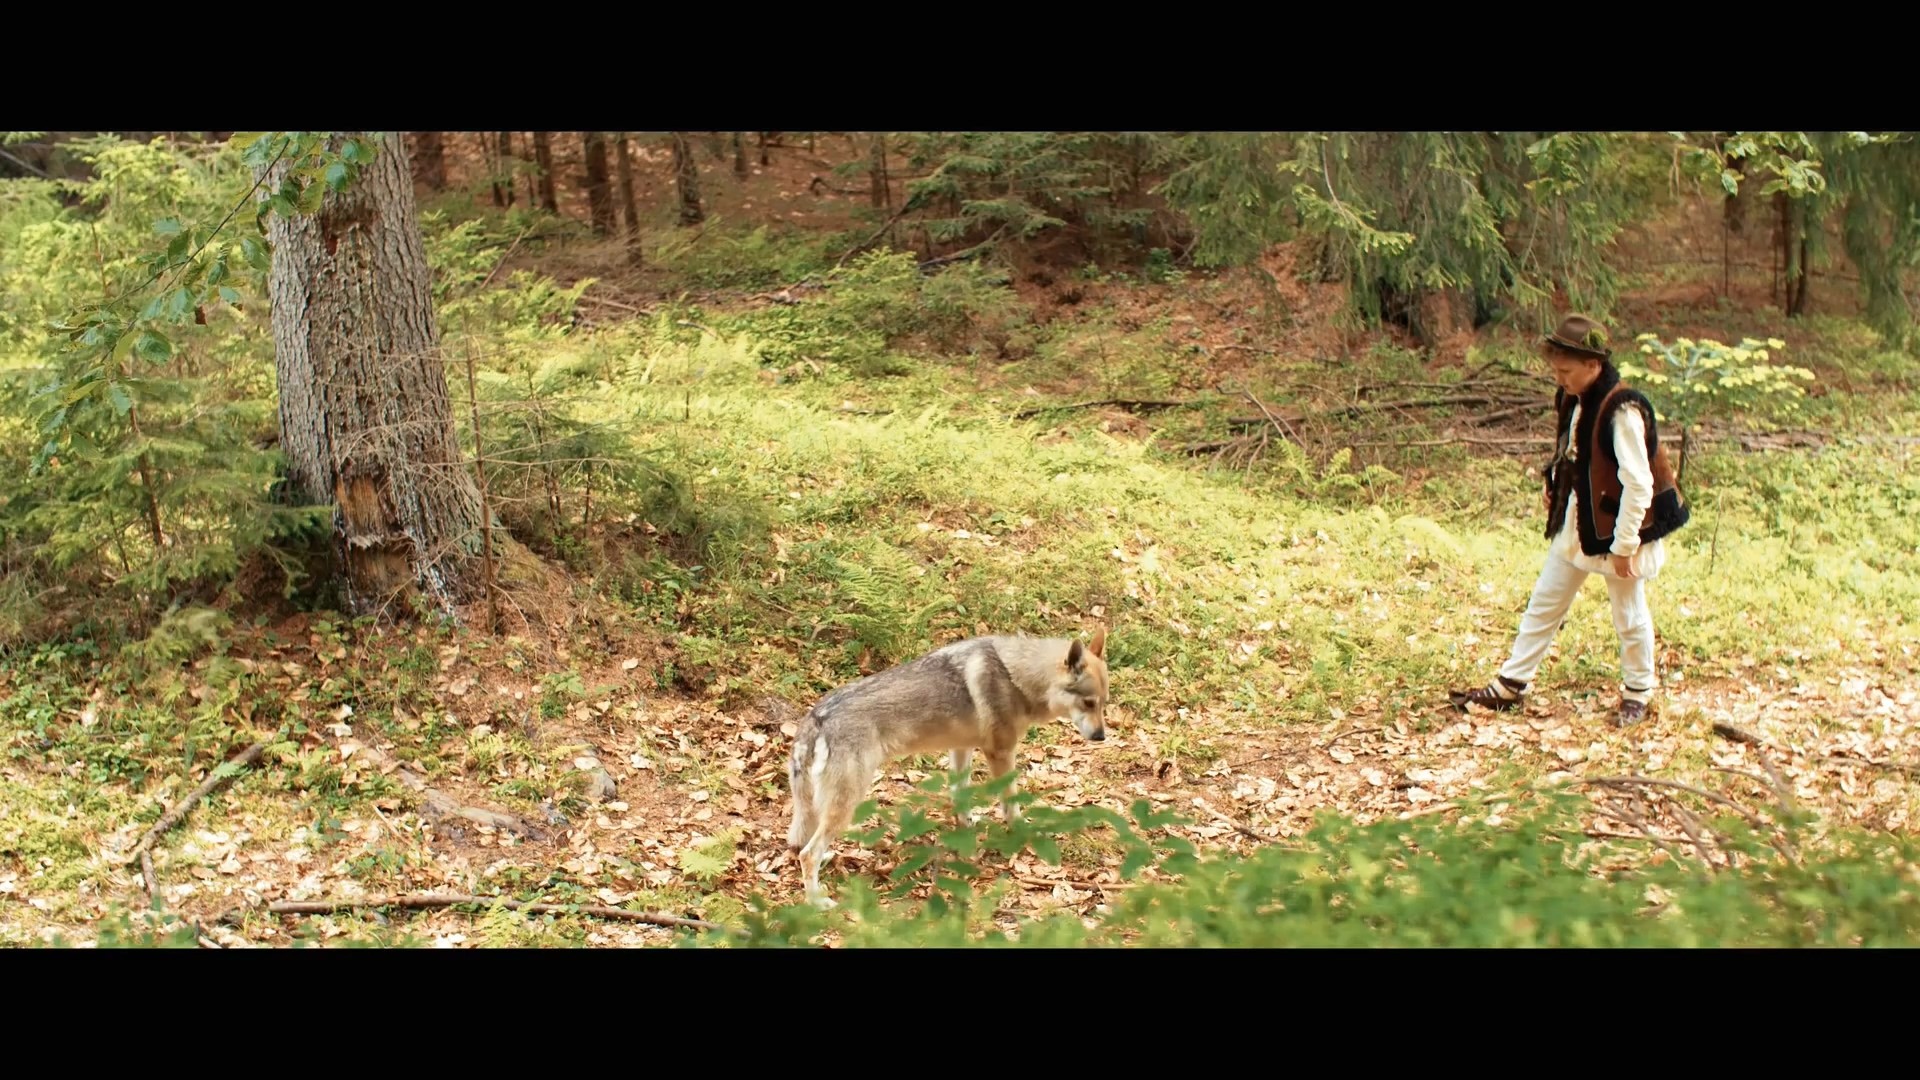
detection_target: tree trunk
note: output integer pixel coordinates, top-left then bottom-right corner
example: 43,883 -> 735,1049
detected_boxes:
259,132 -> 489,619
410,132 -> 447,190
615,133 -> 643,267
518,133 -> 538,209
1790,211 -> 1811,317
868,132 -> 889,208
583,132 -> 616,236
672,133 -> 704,227
532,132 -> 559,213
704,132 -> 727,161
1779,194 -> 1811,318
732,132 -> 749,179
758,131 -> 773,167
493,131 -> 514,208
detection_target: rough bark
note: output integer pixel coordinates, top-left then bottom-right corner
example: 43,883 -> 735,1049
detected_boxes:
732,132 -> 749,178
259,132 -> 488,619
492,131 -> 514,208
868,132 -> 889,208
583,132 -> 615,236
672,133 -> 704,226
615,133 -> 643,267
409,132 -> 447,190
532,132 -> 559,213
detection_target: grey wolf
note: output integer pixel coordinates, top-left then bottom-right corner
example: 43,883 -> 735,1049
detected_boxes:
785,628 -> 1110,908
1451,313 -> 1689,727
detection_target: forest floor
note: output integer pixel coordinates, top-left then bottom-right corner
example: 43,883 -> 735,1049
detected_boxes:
2,135 -> 1917,947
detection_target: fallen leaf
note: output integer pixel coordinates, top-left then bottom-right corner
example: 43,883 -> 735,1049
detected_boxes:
622,658 -> 641,671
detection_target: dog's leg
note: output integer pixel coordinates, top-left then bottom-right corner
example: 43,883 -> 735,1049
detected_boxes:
786,751 -> 817,854
797,746 -> 878,910
949,747 -> 976,825
983,743 -> 1021,823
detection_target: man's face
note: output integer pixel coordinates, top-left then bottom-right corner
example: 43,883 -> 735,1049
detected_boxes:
1546,352 -> 1602,395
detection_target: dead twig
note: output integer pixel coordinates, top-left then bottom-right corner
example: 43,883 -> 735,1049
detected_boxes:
1226,392 -> 1547,428
1015,875 -> 1136,894
126,740 -> 271,866
1579,776 -> 1766,826
1820,749 -> 1920,779
1593,795 -> 1701,873
1322,726 -> 1383,751
1012,398 -> 1194,421
1236,384 -> 1302,448
244,894 -> 727,933
1191,797 -> 1267,842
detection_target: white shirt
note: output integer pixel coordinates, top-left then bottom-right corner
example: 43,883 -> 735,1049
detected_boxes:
1552,399 -> 1667,579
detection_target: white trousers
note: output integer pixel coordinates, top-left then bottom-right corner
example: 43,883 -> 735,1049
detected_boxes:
1497,550 -> 1659,704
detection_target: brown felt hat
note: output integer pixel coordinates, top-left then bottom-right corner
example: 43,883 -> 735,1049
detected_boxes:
1542,313 -> 1612,360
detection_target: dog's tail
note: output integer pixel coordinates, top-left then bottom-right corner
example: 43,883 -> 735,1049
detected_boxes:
786,720 -> 825,852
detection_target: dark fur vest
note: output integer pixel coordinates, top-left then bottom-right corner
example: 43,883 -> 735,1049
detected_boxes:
1543,364 -> 1691,557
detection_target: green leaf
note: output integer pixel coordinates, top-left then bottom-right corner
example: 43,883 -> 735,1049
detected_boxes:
166,288 -> 194,321
241,235 -> 270,272
218,286 -> 242,304
341,138 -> 375,164
889,846 -> 938,880
1120,845 -> 1153,879
154,218 -> 185,237
132,330 -> 174,365
1029,835 -> 1061,865
107,382 -> 133,417
324,161 -> 350,192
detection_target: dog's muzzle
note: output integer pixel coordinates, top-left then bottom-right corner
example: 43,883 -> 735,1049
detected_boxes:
1074,715 -> 1105,741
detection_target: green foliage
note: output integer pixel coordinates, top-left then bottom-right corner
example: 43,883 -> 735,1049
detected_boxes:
647,220 -> 841,291
0,134 -> 336,647
1621,333 -> 1816,428
726,250 -> 1024,375
894,133 -> 1171,252
702,785 -> 1920,948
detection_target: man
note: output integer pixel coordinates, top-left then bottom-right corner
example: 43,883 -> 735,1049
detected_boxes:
1450,314 -> 1690,727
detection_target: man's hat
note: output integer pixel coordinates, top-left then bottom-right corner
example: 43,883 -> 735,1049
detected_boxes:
1543,313 -> 1612,360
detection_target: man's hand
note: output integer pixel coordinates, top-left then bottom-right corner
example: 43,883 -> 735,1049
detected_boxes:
1610,553 -> 1635,578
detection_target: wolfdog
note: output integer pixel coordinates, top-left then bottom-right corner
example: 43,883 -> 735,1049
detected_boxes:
784,629 -> 1111,908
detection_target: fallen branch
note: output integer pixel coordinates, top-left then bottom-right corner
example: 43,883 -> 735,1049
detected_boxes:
1579,776 -> 1765,826
246,894 -> 725,933
348,742 -> 553,842
1190,797 -> 1267,842
1714,718 -> 1918,782
1822,750 -> 1920,778
1322,726 -> 1384,751
126,740 -> 271,866
1592,795 -> 1703,873
835,200 -> 920,269
1235,384 -> 1303,448
1012,398 -> 1193,420
1226,392 -> 1548,428
1015,875 -> 1136,894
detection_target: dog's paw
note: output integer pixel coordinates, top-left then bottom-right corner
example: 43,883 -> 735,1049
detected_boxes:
808,892 -> 838,911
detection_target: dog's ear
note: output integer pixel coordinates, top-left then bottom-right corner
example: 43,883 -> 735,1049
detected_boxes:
1088,626 -> 1107,659
1065,639 -> 1085,672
